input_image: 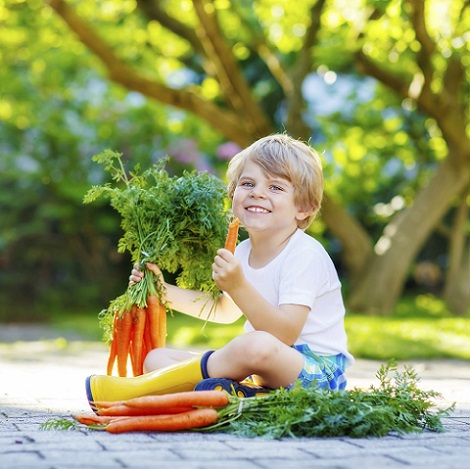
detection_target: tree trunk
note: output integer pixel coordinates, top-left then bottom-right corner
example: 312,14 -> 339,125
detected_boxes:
347,158 -> 470,315
443,186 -> 470,316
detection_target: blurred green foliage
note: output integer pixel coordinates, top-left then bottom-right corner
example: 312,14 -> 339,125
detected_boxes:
1,0 -> 468,321
50,294 -> 470,360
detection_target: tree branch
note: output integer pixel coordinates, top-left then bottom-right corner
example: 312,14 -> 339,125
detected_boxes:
408,0 -> 435,87
286,0 -> 326,139
192,0 -> 272,138
136,0 -> 203,54
48,0 -> 253,146
230,1 -> 294,99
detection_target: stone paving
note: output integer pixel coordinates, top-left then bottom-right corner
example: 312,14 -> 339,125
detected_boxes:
0,325 -> 469,468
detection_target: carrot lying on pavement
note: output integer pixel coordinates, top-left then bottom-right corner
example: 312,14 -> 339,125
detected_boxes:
97,404 -> 194,417
105,408 -> 219,433
73,414 -> 128,426
124,390 -> 229,409
224,218 -> 240,254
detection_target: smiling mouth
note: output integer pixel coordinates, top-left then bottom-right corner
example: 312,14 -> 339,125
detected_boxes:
246,206 -> 270,214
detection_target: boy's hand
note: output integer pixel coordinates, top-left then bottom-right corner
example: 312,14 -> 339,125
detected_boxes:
129,262 -> 164,286
212,248 -> 244,292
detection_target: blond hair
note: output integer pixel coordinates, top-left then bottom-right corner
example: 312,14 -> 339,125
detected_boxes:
226,134 -> 324,230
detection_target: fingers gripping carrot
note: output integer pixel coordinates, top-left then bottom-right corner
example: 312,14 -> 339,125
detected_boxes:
224,218 -> 240,254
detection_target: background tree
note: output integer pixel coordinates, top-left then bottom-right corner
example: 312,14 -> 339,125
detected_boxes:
46,0 -> 469,315
1,0 -> 468,319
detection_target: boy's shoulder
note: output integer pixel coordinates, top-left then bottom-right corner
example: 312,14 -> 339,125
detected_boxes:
289,229 -> 325,252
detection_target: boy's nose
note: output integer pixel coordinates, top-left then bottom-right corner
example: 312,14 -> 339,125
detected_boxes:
250,185 -> 265,199
250,188 -> 266,199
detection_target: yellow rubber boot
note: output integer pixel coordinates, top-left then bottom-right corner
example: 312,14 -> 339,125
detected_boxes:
86,351 -> 213,411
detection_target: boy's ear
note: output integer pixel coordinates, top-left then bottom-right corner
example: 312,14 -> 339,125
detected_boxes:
296,207 -> 313,222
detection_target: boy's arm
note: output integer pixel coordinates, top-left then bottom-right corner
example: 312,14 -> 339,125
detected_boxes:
163,283 -> 243,324
228,281 -> 309,345
130,262 -> 243,324
213,251 -> 310,345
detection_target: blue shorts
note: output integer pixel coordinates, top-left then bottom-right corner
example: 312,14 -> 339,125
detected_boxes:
290,344 -> 347,391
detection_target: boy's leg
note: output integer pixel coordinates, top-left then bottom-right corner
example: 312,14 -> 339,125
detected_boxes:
143,348 -> 197,373
86,350 -> 213,410
205,331 -> 304,389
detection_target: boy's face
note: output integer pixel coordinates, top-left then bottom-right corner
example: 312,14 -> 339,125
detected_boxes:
232,160 -> 309,235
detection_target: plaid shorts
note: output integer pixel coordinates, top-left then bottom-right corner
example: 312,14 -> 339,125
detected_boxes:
290,344 -> 347,391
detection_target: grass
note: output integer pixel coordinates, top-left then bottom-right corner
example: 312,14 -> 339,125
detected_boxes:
50,293 -> 470,361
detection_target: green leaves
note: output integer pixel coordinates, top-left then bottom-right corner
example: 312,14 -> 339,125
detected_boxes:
207,361 -> 452,438
84,150 -> 230,311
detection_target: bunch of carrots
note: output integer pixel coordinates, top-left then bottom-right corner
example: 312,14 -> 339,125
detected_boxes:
106,295 -> 166,377
106,218 -> 240,378
73,390 -> 230,433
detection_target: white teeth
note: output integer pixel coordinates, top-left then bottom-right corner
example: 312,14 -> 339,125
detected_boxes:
247,206 -> 269,213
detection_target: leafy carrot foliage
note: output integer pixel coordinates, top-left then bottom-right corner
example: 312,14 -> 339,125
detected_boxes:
204,361 -> 453,438
83,150 -> 230,339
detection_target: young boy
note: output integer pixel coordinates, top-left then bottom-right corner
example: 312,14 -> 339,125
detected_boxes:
86,134 -> 353,406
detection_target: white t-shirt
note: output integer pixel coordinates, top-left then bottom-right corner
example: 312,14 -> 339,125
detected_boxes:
235,229 -> 354,366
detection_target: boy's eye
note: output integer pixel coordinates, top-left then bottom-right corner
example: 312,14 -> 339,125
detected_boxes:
270,185 -> 283,191
240,181 -> 254,187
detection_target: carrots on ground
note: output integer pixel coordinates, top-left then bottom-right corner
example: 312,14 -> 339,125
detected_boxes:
123,390 -> 229,410
97,404 -> 195,417
74,390 -> 228,433
105,408 -> 219,434
224,218 -> 240,254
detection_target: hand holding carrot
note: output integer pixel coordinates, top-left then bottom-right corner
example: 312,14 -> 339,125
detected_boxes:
129,262 -> 164,287
212,248 -> 244,293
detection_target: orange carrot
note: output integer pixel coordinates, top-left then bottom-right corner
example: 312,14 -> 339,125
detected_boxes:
105,408 -> 219,433
124,390 -> 230,410
97,404 -> 194,417
115,308 -> 133,377
146,295 -> 165,349
157,301 -> 167,348
73,414 -> 128,426
106,313 -> 118,376
143,308 -> 153,356
224,218 -> 240,254
131,307 -> 146,376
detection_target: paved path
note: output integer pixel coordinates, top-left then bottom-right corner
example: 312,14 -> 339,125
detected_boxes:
1,325 -> 469,468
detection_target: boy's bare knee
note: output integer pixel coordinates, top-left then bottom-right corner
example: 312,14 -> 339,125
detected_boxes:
234,331 -> 282,370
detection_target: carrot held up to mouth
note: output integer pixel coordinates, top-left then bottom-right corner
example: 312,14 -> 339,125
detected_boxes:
224,218 -> 240,254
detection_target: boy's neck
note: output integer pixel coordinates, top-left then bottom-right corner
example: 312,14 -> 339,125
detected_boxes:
248,227 -> 298,268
